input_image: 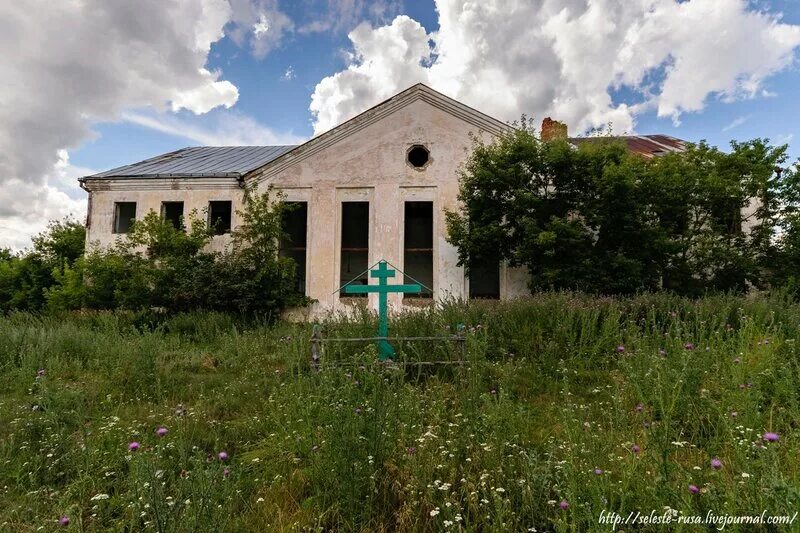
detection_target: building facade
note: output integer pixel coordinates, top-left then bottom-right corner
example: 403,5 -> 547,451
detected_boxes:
80,84 -> 688,316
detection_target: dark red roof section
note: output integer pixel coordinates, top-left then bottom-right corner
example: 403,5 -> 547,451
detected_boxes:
568,135 -> 687,158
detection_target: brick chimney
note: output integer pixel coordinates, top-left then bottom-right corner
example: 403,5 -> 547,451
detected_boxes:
541,117 -> 568,141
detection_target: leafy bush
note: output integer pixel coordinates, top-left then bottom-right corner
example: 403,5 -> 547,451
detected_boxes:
446,121 -> 796,295
44,189 -> 306,317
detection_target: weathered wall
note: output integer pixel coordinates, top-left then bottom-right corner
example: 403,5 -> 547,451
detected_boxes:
252,98 -> 510,315
82,94 -> 528,317
83,178 -> 244,253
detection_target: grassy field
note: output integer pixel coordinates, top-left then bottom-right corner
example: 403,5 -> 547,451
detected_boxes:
0,293 -> 799,531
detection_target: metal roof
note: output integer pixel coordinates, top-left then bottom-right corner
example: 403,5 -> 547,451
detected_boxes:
86,145 -> 298,179
568,135 -> 686,158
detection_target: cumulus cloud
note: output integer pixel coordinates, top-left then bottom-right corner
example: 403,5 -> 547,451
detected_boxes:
0,152 -> 91,251
309,0 -> 800,135
227,0 -> 294,58
122,110 -> 306,146
0,0 -> 239,249
298,0 -> 402,35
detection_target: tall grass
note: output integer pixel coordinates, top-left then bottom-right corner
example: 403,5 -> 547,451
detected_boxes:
0,293 -> 798,531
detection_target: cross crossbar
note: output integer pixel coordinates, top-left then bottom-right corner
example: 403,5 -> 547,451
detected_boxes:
342,260 -> 422,360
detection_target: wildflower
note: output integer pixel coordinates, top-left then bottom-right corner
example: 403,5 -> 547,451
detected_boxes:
59,516 -> 70,527
559,500 -> 569,510
733,357 -> 741,364
156,427 -> 168,437
311,445 -> 319,453
128,442 -> 140,452
684,342 -> 695,350
615,345 -> 626,354
256,497 -> 264,503
635,403 -> 644,413
430,508 -> 440,517
407,446 -> 416,455
631,444 -> 641,454
763,432 -> 780,442
490,388 -> 497,395
223,468 -> 230,478
730,411 -> 738,418
688,484 -> 700,494
90,494 -> 110,501
218,451 -> 229,461
175,404 -> 186,417
37,368 -> 46,378
354,408 -> 362,415
658,348 -> 667,356
710,458 -> 722,470
594,468 -> 604,475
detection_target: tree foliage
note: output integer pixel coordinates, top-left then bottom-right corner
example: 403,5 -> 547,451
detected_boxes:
2,189 -> 305,317
446,120 -> 796,295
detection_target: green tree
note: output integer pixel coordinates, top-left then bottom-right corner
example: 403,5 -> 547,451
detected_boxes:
446,121 -> 791,295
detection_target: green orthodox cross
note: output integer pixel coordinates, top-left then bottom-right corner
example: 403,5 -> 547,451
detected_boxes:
343,260 -> 421,360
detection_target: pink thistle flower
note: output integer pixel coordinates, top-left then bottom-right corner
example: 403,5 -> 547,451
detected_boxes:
594,468 -> 604,475
730,411 -> 738,418
59,516 -> 70,527
223,467 -> 230,478
688,484 -> 700,494
684,342 -> 695,350
710,458 -> 722,470
128,441 -> 140,452
407,447 -> 416,455
733,357 -> 741,364
559,500 -> 569,509
763,432 -> 780,443
616,345 -> 625,353
631,444 -> 641,454
156,427 -> 168,437
37,368 -> 46,378
635,403 -> 644,413
218,451 -> 229,461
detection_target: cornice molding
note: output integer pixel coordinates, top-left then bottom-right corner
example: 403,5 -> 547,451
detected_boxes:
245,84 -> 510,186
81,177 -> 241,192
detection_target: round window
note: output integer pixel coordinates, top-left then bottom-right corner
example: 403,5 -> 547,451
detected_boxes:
407,145 -> 430,168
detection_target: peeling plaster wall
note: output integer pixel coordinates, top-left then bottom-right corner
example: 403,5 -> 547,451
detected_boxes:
83,178 -> 244,253
82,96 -> 526,317
252,98 -> 506,315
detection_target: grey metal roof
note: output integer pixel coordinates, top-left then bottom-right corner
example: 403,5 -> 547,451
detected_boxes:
86,145 -> 298,179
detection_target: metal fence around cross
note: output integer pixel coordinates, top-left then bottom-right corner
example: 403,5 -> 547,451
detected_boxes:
309,325 -> 468,370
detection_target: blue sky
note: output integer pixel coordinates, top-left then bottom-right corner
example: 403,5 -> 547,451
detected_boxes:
69,0 -> 800,174
3,0 -> 800,248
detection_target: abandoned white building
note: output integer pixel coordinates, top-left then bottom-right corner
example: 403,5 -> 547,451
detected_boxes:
79,84 -> 688,315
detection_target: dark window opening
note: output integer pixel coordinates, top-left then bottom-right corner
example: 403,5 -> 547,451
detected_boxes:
341,202 -> 369,297
113,202 -> 136,234
208,201 -> 232,235
469,260 -> 500,299
407,145 -> 430,168
280,202 -> 307,295
404,201 -> 433,297
161,201 -> 184,230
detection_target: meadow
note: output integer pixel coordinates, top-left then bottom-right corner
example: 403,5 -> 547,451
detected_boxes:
0,293 -> 798,531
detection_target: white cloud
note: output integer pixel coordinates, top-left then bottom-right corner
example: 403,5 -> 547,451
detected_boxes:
309,0 -> 800,136
0,0 -> 239,249
122,110 -> 306,146
298,0 -> 402,35
0,152 -> 91,251
227,0 -> 294,58
283,66 -> 297,81
722,115 -> 751,132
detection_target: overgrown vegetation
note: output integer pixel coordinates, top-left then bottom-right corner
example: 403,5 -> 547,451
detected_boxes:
1,294 -> 798,530
447,121 -> 799,295
0,189 -> 304,317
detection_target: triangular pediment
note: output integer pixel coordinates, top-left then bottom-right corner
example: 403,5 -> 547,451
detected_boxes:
245,84 -> 510,183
